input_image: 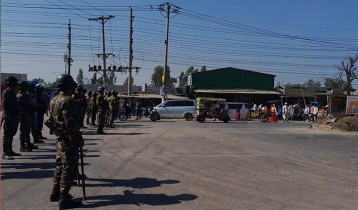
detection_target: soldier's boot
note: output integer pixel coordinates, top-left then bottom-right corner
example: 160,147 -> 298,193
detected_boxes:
34,135 -> 45,144
2,143 -> 14,160
50,184 -> 60,202
20,139 -> 32,152
27,137 -> 39,149
59,191 -> 83,209
9,144 -> 21,156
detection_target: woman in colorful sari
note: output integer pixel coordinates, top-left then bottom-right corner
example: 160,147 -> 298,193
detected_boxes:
270,104 -> 278,122
235,105 -> 241,121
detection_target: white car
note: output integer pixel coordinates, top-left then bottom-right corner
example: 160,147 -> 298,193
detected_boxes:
154,100 -> 196,121
227,102 -> 252,119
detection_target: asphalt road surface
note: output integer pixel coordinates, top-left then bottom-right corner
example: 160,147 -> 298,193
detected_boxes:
2,119 -> 358,210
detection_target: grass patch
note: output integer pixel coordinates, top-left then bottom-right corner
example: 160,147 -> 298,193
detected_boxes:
318,114 -> 358,132
335,116 -> 358,132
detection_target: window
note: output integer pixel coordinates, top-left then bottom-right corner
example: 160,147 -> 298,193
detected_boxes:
228,104 -> 242,109
173,101 -> 185,107
184,101 -> 194,106
162,101 -> 174,107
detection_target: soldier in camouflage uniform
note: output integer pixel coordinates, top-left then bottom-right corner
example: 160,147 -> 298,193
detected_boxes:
85,91 -> 92,125
106,91 -> 115,128
49,74 -> 83,209
72,85 -> 87,128
2,76 -> 21,160
28,84 -> 44,144
109,90 -> 119,127
96,87 -> 107,134
104,91 -> 112,128
90,92 -> 98,126
17,81 -> 39,152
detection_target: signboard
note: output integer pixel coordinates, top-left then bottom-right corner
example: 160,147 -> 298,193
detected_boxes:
346,96 -> 358,115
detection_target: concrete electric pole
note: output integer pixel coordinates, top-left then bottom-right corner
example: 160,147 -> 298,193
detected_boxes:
128,8 -> 134,95
89,15 -> 115,87
162,3 -> 170,102
157,2 -> 180,102
67,19 -> 72,75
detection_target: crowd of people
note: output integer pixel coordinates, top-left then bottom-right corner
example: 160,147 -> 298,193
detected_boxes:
1,74 -> 146,209
236,102 -> 329,123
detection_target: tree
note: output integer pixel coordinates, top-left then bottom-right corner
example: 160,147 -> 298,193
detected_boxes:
107,71 -> 117,85
303,79 -> 321,87
200,65 -> 207,72
34,78 -> 45,84
178,72 -> 186,87
186,66 -> 198,74
123,76 -> 134,86
76,69 -> 84,85
334,55 -> 358,95
91,72 -> 98,84
284,82 -> 301,88
324,77 -> 346,89
151,65 -> 177,87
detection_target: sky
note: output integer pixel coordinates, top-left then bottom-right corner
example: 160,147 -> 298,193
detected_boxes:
2,0 -> 358,90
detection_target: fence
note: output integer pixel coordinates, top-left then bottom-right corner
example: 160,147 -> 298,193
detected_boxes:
329,96 -> 347,114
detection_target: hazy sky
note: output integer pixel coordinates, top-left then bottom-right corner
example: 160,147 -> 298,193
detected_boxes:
2,0 -> 358,89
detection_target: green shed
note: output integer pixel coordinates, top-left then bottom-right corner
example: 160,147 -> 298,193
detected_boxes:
189,67 -> 275,91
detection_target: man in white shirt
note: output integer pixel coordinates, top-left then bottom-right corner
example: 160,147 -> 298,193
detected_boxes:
303,106 -> 310,122
313,104 -> 319,122
282,102 -> 289,123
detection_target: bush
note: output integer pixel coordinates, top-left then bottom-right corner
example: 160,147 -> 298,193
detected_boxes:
334,116 -> 358,132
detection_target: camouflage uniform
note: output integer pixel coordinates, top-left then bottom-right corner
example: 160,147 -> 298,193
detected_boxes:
17,91 -> 37,150
85,93 -> 92,125
111,95 -> 119,125
106,95 -> 114,126
90,93 -> 98,125
97,92 -> 107,133
50,92 -> 82,192
1,88 -> 20,157
72,91 -> 87,127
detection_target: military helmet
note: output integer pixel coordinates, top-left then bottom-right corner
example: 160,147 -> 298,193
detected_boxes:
87,91 -> 92,96
110,90 -> 116,94
56,74 -> 76,88
18,81 -> 29,88
98,86 -> 104,91
35,84 -> 43,89
5,76 -> 19,86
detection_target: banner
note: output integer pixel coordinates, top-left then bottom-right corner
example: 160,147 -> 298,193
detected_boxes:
346,96 -> 358,115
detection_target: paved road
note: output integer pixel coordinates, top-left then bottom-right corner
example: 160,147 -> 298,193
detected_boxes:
2,119 -> 358,210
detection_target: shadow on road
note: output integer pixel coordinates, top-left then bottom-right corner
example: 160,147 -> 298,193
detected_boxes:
86,177 -> 179,188
1,169 -> 53,180
84,190 -> 197,208
84,132 -> 148,136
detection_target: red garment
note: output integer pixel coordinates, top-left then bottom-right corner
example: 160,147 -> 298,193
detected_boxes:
269,111 -> 277,122
235,112 -> 241,121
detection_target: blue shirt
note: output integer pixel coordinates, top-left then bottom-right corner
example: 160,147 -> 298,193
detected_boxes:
50,91 -> 58,100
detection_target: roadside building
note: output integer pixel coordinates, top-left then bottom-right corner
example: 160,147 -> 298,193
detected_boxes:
185,67 -> 279,103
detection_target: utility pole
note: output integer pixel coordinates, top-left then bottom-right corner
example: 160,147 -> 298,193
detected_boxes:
157,2 -> 180,102
128,8 -> 133,95
67,19 -> 72,75
89,15 -> 115,87
162,3 -> 170,102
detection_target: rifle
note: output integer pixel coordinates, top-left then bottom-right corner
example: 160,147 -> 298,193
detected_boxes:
44,119 -> 86,201
79,143 -> 86,201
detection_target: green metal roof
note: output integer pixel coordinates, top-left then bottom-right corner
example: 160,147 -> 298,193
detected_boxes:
191,67 -> 275,91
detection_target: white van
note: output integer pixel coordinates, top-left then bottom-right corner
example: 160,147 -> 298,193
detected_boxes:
154,100 -> 197,121
227,102 -> 252,119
